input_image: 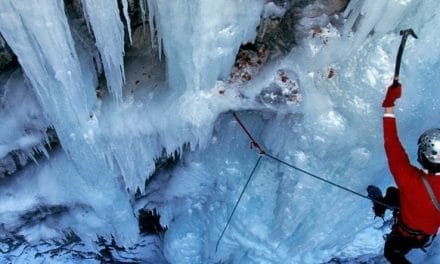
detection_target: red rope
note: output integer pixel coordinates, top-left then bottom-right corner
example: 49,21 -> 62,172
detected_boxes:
232,112 -> 265,155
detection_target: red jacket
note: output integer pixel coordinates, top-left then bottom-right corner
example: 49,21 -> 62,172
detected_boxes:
384,115 -> 440,235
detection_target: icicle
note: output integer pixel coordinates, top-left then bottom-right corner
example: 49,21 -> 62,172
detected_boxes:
81,4 -> 92,34
44,132 -> 51,148
139,0 -> 147,35
0,0 -> 138,245
104,152 -> 115,171
147,0 -> 162,60
341,0 -> 413,46
28,148 -> 39,165
0,34 -> 4,46
139,0 -> 154,51
121,0 -> 133,44
81,0 -> 126,103
39,144 -> 50,159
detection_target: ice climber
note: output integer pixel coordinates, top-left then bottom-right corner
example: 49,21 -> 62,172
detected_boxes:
367,81 -> 440,263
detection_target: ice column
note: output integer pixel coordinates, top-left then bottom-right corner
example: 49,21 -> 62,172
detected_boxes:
0,0 -> 138,245
82,0 -> 127,102
341,0 -> 416,52
121,0 -> 133,44
314,0 -> 417,66
146,0 -> 266,93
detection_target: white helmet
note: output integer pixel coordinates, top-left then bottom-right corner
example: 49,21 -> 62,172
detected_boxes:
417,128 -> 440,173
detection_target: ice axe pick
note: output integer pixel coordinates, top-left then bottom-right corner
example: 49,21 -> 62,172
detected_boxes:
393,28 -> 418,86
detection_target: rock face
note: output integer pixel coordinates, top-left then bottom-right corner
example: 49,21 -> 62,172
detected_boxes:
258,69 -> 301,107
0,34 -> 16,71
255,0 -> 348,59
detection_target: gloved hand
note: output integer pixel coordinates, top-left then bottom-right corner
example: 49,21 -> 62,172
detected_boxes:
382,82 -> 401,107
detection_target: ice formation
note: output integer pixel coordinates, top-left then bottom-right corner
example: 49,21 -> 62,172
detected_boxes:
81,0 -> 127,102
1,0 -> 440,263
145,0 -> 266,93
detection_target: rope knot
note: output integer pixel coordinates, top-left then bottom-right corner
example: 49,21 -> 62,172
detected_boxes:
250,141 -> 265,155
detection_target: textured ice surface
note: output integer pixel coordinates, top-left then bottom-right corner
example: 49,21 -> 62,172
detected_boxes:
1,0 -> 440,263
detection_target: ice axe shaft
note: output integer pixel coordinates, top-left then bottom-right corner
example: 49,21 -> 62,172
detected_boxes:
393,28 -> 418,86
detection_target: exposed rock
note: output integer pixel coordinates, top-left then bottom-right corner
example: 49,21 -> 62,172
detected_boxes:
0,205 -> 69,255
256,2 -> 298,59
138,208 -> 167,235
255,0 -> 348,59
128,23 -> 154,53
296,0 -> 348,38
125,0 -> 143,29
229,43 -> 268,84
0,223 -> 26,254
63,0 -> 83,18
19,205 -> 69,229
0,128 -> 58,179
318,0 -> 349,15
0,34 -> 17,71
258,69 -> 302,107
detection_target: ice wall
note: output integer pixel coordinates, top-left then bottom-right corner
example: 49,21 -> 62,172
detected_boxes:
2,0 -> 440,262
138,0 -> 440,263
0,0 -> 138,245
0,69 -> 49,161
314,0 -> 419,67
0,0 -> 271,248
145,0 -> 266,93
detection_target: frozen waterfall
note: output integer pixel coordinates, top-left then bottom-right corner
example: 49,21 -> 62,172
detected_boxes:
1,0 -> 440,263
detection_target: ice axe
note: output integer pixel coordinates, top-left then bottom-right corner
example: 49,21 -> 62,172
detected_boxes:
393,28 -> 418,87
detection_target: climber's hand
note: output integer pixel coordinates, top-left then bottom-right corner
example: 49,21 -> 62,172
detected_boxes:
382,82 -> 401,108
